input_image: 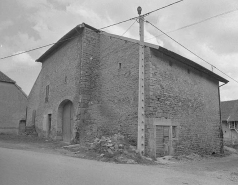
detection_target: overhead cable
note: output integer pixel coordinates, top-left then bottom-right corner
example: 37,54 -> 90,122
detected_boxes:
147,20 -> 238,84
146,8 -> 238,41
142,0 -> 184,17
0,1 -> 183,60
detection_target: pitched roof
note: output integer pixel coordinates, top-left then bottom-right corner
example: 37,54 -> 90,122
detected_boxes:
36,23 -> 99,63
102,32 -> 228,83
0,71 -> 15,84
221,100 -> 238,121
36,22 -> 228,83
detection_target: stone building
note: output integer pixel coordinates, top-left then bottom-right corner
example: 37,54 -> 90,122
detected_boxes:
26,23 -> 228,157
221,100 -> 238,145
0,71 -> 27,134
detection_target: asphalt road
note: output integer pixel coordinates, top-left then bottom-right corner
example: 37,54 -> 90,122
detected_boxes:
0,147 -> 235,185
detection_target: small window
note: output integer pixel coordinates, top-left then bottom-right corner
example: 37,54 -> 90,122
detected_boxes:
64,76 -> 67,84
48,114 -> 52,132
45,85 -> 49,103
229,122 -> 235,129
172,126 -> 177,138
119,63 -> 122,69
32,110 -> 36,125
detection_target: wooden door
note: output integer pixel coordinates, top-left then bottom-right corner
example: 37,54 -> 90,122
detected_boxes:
62,102 -> 73,142
156,125 -> 170,157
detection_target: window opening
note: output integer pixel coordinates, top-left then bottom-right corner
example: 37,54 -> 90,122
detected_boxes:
32,110 -> 36,125
172,126 -> 177,138
64,76 -> 67,84
48,114 -> 52,132
119,63 -> 122,69
230,122 -> 235,129
45,85 -> 49,103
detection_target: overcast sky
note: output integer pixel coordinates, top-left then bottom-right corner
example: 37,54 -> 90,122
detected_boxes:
0,0 -> 238,101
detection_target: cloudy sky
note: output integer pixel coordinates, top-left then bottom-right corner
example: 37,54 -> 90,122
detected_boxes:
0,0 -> 238,101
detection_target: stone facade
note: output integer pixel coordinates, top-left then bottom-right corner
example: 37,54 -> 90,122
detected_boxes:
145,49 -> 222,157
27,29 -> 83,138
27,23 -> 227,156
0,81 -> 27,134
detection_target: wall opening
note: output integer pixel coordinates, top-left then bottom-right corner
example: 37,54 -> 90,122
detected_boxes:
119,63 -> 122,69
64,76 -> 67,84
57,99 -> 74,142
45,85 -> 50,103
46,114 -> 52,137
32,110 -> 36,126
48,114 -> 52,132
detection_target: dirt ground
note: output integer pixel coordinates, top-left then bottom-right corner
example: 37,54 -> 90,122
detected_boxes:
0,134 -> 238,183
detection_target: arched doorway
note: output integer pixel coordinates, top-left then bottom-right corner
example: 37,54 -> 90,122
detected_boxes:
59,100 -> 74,143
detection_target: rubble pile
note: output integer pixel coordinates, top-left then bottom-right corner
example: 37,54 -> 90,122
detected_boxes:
88,133 -> 153,164
24,125 -> 38,136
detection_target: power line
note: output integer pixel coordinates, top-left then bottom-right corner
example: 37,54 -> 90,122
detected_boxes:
0,35 -> 80,60
99,18 -> 136,30
100,0 -> 184,30
143,0 -> 184,17
121,20 -> 137,36
146,8 -> 238,41
0,20 -> 137,61
0,1 -> 183,60
147,20 -> 238,84
100,20 -> 137,58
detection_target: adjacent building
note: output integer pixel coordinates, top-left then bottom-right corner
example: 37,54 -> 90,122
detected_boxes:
0,71 -> 27,134
221,100 -> 238,145
26,23 -> 228,157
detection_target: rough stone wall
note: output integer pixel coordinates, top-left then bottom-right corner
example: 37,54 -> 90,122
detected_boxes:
85,34 -> 150,144
146,49 -> 222,156
26,32 -> 83,138
75,27 -> 100,143
0,82 -> 27,134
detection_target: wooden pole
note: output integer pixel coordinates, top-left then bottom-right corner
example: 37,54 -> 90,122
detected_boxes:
137,6 -> 145,155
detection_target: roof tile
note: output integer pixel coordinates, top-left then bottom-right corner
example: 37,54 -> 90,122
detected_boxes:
221,100 -> 238,121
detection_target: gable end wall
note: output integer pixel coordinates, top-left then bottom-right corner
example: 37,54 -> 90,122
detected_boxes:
146,49 -> 222,156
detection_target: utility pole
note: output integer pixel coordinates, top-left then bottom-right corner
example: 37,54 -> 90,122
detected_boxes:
137,6 -> 145,155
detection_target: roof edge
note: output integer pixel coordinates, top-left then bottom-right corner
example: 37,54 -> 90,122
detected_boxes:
36,23 -> 99,63
14,83 -> 28,98
35,23 -> 229,83
154,47 -> 229,83
101,32 -> 228,83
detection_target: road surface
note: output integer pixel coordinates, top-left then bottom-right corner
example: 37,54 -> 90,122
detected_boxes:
0,147 -> 236,185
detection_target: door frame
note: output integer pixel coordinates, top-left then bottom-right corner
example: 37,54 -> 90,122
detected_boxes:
62,101 -> 73,143
147,118 -> 179,157
57,99 -> 74,141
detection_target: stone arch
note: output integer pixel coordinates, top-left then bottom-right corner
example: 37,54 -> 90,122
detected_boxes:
57,99 -> 74,142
